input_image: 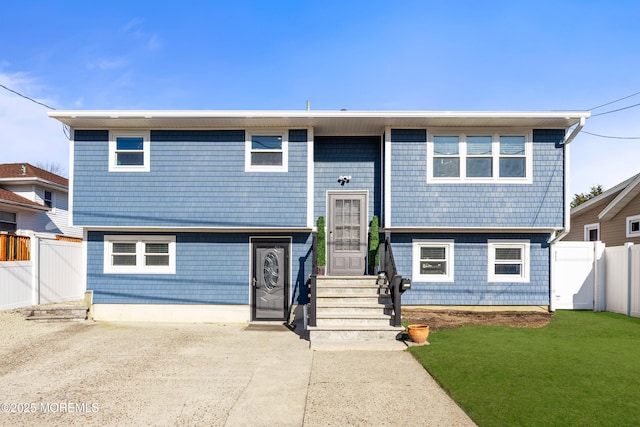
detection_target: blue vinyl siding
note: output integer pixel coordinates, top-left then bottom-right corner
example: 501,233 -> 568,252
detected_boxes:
313,136 -> 381,223
73,129 -> 308,227
392,233 -> 550,306
390,129 -> 565,228
88,231 -> 312,305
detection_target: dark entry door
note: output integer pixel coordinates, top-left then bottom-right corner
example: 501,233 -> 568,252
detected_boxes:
252,239 -> 289,320
327,192 -> 367,275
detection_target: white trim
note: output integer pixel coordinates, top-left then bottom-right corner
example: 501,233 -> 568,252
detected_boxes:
108,130 -> 151,172
412,239 -> 454,282
103,235 -> 176,274
68,127 -> 75,227
245,130 -> 288,172
626,214 -> 640,238
427,130 -> 533,184
584,223 -> 600,241
307,127 -> 315,228
487,239 -> 530,282
384,126 -> 392,229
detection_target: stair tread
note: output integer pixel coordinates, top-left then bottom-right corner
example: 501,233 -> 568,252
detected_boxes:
308,325 -> 404,331
317,313 -> 392,319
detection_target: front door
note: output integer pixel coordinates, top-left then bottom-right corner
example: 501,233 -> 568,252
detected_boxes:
251,239 -> 289,320
327,192 -> 367,275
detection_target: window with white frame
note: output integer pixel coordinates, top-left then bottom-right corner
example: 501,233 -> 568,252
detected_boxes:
109,130 -> 151,172
626,214 -> 640,238
488,240 -> 530,282
412,240 -> 454,282
427,131 -> 532,183
245,131 -> 288,172
584,223 -> 600,241
104,235 -> 175,274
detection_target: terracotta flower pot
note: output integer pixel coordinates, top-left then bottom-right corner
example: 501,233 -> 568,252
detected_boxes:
407,324 -> 430,343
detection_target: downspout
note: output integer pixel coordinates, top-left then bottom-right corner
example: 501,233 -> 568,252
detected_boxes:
549,116 -> 586,312
550,116 -> 586,245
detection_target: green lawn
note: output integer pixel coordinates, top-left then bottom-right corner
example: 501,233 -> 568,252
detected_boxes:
408,311 -> 640,427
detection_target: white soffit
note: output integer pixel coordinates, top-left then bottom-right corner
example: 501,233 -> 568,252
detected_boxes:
48,110 -> 591,136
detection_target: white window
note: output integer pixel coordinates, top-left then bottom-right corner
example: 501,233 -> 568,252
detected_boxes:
584,223 -> 600,241
104,235 -> 175,274
245,131 -> 288,172
488,240 -> 530,282
626,215 -> 640,238
427,131 -> 532,183
109,130 -> 151,172
412,240 -> 454,282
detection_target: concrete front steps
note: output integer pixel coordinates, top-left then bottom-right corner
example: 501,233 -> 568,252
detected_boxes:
23,305 -> 88,322
309,276 -> 405,350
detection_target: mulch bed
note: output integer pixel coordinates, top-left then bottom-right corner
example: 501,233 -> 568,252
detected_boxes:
402,309 -> 554,333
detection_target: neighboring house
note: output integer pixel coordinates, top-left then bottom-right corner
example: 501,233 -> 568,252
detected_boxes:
563,173 -> 640,245
48,110 -> 589,323
0,163 -> 81,239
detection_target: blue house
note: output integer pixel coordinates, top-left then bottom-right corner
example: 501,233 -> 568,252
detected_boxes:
49,110 -> 589,327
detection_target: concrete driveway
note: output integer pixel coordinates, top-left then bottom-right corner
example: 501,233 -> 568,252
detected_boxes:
0,313 -> 475,426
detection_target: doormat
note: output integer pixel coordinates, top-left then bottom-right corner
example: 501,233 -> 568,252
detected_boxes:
244,323 -> 291,332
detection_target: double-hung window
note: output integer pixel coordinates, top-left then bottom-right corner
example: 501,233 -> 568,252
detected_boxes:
245,131 -> 288,172
412,240 -> 454,282
109,130 -> 151,172
104,235 -> 175,274
488,240 -> 530,282
428,131 -> 532,183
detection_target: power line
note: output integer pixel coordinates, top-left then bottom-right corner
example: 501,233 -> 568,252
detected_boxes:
0,83 -> 56,110
589,90 -> 640,111
591,102 -> 640,117
582,130 -> 640,140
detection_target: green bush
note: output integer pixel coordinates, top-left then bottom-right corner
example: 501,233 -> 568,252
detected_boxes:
368,215 -> 380,267
316,216 -> 326,266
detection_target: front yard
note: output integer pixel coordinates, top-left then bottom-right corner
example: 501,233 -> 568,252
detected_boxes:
409,310 -> 640,426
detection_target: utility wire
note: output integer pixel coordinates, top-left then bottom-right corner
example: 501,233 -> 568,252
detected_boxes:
588,90 -> 640,111
591,101 -> 640,117
0,83 -> 56,110
0,82 -> 70,138
581,130 -> 640,140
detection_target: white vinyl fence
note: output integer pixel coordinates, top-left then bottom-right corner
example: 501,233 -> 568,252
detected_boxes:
552,241 -> 640,317
0,235 -> 84,310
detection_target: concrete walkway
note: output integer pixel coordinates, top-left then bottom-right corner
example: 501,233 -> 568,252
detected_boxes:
0,316 -> 475,426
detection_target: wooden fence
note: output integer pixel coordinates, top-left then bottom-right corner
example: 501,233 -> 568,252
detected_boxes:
0,234 -> 30,261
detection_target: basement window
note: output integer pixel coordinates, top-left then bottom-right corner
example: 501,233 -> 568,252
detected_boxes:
104,235 -> 175,274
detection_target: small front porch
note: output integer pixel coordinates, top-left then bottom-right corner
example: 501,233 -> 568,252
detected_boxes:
305,238 -> 411,350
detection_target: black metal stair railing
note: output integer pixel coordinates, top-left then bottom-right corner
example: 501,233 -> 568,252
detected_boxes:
379,237 -> 411,327
308,232 -> 317,327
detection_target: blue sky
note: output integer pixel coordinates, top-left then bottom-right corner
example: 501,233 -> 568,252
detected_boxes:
1,0 -> 639,196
